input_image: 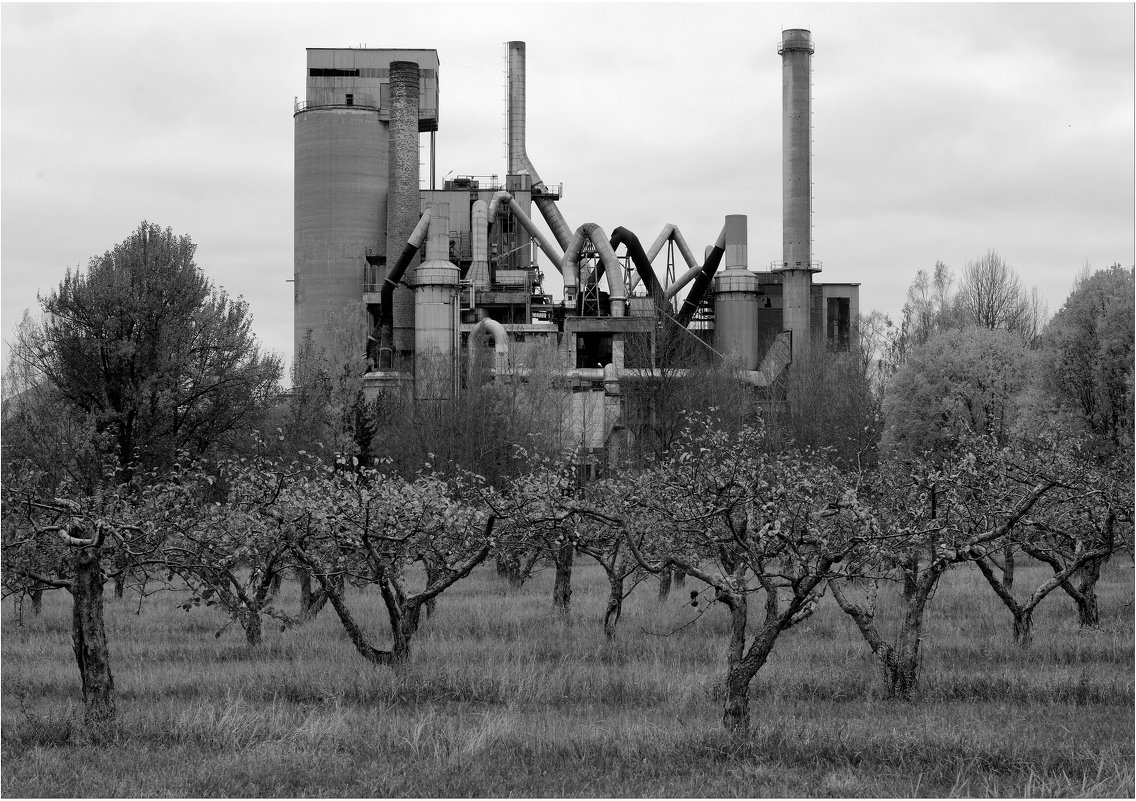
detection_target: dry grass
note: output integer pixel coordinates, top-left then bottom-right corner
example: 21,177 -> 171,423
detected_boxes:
2,558 -> 1132,797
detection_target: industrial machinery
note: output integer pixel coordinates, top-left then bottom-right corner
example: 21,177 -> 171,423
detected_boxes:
293,34 -> 860,459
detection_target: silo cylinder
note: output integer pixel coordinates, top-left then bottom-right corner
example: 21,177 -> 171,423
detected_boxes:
713,214 -> 760,370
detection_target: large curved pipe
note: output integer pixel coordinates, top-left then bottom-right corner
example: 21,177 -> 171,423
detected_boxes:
467,317 -> 510,380
609,226 -> 667,315
626,223 -> 702,295
487,190 -> 565,274
563,223 -> 626,316
675,223 -> 727,327
378,209 -> 431,369
647,224 -> 700,269
665,264 -> 707,300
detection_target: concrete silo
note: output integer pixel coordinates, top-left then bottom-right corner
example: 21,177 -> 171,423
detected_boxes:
712,215 -> 761,371
293,48 -> 439,362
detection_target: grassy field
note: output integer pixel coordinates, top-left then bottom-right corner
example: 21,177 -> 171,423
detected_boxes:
2,558 -> 1132,797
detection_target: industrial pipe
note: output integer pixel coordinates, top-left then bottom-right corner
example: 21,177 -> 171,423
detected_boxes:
467,317 -> 509,381
486,190 -> 565,274
608,226 -> 667,316
626,223 -> 701,295
378,210 -> 431,369
468,200 -> 490,288
754,331 -> 792,381
675,223 -> 728,326
563,223 -> 626,316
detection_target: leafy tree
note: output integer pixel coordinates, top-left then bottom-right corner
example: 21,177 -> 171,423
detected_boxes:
903,260 -> 957,349
1040,264 -> 1135,451
882,327 -> 1031,456
11,222 -> 282,482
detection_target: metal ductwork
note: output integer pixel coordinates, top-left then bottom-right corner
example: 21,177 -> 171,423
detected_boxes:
676,223 -> 728,326
468,199 -> 490,288
467,317 -> 509,380
378,210 -> 431,369
387,60 -> 422,357
563,223 -> 627,316
626,223 -> 701,296
507,41 -> 574,250
487,190 -> 564,274
608,227 -> 667,316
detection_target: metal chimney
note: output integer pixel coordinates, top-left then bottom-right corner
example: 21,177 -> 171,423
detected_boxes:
505,41 -> 573,250
777,29 -> 819,363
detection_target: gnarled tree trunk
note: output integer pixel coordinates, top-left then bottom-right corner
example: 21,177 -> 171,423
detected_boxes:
831,569 -> 937,702
553,542 -> 573,614
657,565 -> 672,601
721,593 -> 750,734
238,606 -> 262,646
1071,556 -> 1105,627
603,572 -> 624,639
298,568 -> 338,621
72,547 -> 116,729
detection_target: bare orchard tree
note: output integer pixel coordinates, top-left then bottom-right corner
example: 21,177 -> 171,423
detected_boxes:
1005,443 -> 1132,632
829,436 -> 1059,697
1,470 -> 179,730
163,489 -> 296,645
570,484 -> 652,639
582,419 -> 876,736
239,454 -> 504,667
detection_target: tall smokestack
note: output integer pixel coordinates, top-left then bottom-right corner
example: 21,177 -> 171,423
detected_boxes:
507,41 -> 527,178
778,28 -> 818,363
387,60 -> 421,360
505,41 -> 573,250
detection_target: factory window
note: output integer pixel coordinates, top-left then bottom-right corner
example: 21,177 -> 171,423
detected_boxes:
576,333 -> 613,369
345,93 -> 354,106
309,68 -> 360,77
826,297 -> 851,351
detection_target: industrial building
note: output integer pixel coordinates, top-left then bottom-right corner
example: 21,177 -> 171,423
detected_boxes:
293,33 -> 859,460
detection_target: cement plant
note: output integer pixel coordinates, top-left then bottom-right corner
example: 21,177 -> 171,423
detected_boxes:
293,33 -> 859,458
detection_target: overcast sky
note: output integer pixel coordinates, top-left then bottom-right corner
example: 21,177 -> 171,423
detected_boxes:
3,2 -> 1133,375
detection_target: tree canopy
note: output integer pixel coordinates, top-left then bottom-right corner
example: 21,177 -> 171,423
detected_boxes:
1040,264 -> 1134,450
882,327 -> 1031,456
8,222 -> 282,483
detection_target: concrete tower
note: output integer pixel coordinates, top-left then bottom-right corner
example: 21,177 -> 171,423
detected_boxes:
293,48 -> 438,362
777,28 -> 819,363
713,215 -> 761,370
387,60 -> 422,361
